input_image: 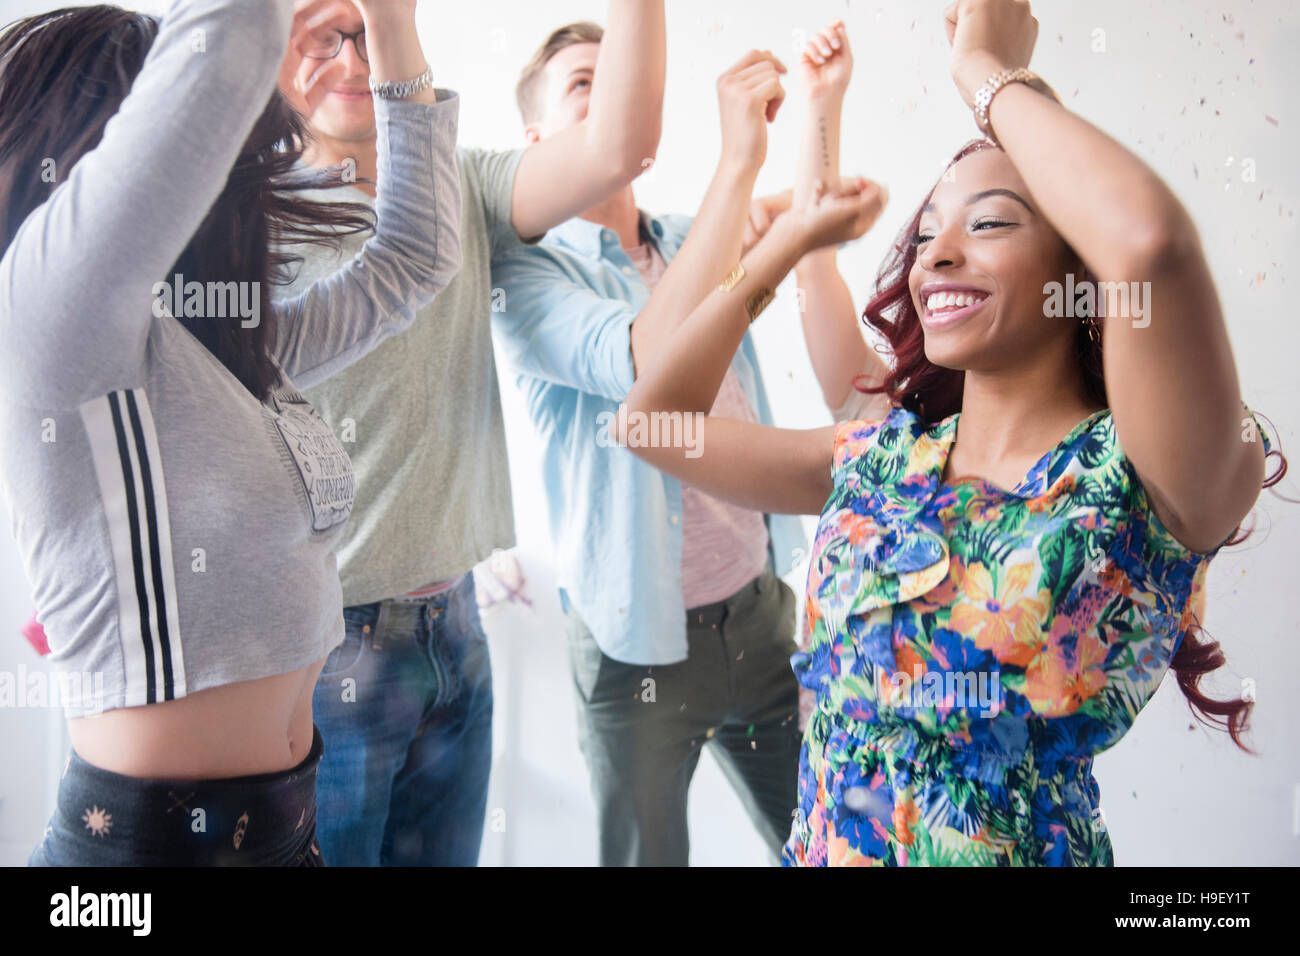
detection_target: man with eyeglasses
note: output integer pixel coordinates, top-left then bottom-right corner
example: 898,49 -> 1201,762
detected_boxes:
274,0 -> 665,867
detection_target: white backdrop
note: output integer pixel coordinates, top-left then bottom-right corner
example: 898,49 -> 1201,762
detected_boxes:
0,0 -> 1296,866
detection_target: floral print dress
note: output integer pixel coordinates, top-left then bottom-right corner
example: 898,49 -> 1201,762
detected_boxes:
783,405 -> 1270,866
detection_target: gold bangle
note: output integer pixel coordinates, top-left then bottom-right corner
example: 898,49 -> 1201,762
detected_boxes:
745,286 -> 775,323
720,261 -> 746,292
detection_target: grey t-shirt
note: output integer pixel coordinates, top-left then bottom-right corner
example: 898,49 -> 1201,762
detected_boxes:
278,148 -> 528,605
0,0 -> 462,715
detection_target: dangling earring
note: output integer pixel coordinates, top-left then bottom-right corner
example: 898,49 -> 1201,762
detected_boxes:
1083,315 -> 1101,343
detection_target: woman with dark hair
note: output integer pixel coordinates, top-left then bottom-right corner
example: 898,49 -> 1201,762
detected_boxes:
615,0 -> 1283,865
0,0 -> 461,865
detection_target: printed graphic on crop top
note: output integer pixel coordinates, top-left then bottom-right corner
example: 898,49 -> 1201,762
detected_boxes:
268,386 -> 355,533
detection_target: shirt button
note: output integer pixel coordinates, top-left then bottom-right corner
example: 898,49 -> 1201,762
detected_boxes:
670,515 -> 679,525
602,230 -> 615,243
622,266 -> 635,276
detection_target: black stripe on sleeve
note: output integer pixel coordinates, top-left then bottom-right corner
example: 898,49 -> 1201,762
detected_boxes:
108,392 -> 158,705
124,390 -> 175,701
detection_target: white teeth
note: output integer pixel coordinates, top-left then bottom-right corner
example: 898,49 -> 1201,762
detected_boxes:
925,291 -> 987,312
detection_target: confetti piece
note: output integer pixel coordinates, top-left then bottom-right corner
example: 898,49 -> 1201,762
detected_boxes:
1265,114 -> 1279,126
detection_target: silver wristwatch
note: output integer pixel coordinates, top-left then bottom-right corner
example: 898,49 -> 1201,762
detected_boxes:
369,66 -> 434,101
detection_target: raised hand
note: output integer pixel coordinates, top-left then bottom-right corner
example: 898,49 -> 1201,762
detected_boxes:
717,50 -> 787,173
277,1 -> 355,114
741,190 -> 793,255
944,0 -> 1039,107
798,20 -> 852,102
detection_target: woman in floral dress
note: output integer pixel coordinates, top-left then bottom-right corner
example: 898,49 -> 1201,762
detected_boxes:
614,0 -> 1283,865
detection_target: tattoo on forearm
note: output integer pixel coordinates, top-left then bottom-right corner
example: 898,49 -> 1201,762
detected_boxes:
818,117 -> 830,172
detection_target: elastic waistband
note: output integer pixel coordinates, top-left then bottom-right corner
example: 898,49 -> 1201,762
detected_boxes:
808,708 -> 1093,785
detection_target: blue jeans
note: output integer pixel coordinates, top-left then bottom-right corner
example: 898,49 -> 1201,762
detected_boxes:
311,573 -> 493,866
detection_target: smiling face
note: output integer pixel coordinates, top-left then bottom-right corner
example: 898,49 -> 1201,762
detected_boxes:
279,1 -> 374,145
908,148 -> 1081,373
525,41 -> 599,143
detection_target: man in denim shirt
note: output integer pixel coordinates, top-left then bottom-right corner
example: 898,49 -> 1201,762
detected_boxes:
493,26 -> 806,865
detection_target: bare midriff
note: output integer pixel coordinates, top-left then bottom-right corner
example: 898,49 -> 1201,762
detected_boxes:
66,656 -> 327,780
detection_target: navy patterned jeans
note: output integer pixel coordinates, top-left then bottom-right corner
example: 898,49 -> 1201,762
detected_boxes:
29,727 -> 325,866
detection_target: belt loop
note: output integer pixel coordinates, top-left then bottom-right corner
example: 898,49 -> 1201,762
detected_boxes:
374,601 -> 391,643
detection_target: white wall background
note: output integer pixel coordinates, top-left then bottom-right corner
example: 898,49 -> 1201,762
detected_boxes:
1,0 -> 1296,866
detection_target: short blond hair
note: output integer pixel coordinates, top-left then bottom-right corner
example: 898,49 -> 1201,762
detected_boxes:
515,21 -> 604,125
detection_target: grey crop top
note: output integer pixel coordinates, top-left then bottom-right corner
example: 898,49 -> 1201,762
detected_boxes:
0,0 -> 462,716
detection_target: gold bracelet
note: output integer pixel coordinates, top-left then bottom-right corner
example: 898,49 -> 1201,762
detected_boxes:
721,260 -> 771,322
971,67 -> 1058,146
745,286 -> 774,323
720,261 -> 746,292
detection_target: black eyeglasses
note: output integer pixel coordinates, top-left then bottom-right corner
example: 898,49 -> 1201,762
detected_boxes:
302,28 -> 368,64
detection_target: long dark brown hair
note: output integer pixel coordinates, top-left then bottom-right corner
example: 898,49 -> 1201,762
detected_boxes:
0,5 -> 374,402
853,139 -> 1287,752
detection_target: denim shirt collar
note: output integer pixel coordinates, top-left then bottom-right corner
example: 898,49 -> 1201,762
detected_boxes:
549,210 -> 671,261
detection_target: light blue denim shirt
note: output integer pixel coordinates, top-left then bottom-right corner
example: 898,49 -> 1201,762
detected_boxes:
491,211 -> 806,665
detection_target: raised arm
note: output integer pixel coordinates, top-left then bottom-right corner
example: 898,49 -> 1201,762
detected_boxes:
493,51 -> 788,396
617,180 -> 885,516
271,0 -> 462,387
0,0 -> 294,409
627,50 -> 786,376
792,21 -> 890,416
510,0 -> 665,239
945,0 -> 1265,552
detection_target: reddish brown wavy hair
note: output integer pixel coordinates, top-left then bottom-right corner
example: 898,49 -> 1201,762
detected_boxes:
851,139 -> 1288,752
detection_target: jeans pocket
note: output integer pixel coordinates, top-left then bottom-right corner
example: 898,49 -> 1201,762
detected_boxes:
455,574 -> 489,643
320,620 -> 366,679
565,614 -> 605,704
776,577 -> 798,649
